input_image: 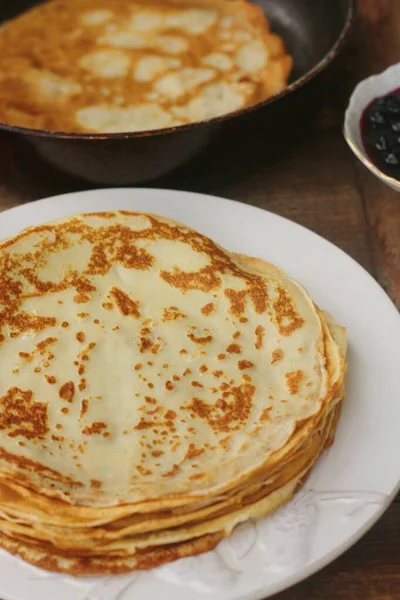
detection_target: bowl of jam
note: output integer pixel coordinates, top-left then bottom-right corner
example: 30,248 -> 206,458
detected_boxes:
344,63 -> 400,192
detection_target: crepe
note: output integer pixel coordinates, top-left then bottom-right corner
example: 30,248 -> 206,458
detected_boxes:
0,0 -> 292,133
0,211 -> 346,574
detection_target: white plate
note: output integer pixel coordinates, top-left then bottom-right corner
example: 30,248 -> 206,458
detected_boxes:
0,188 -> 399,600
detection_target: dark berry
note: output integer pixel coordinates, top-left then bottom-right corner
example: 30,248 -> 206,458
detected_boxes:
375,136 -> 388,150
369,111 -> 386,125
392,122 -> 400,132
384,152 -> 399,165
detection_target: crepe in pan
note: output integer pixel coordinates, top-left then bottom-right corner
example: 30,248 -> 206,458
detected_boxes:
0,0 -> 293,133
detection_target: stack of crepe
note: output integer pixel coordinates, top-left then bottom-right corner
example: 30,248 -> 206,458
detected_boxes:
0,211 -> 346,574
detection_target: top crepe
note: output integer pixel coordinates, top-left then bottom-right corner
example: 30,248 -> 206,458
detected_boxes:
0,211 -> 344,511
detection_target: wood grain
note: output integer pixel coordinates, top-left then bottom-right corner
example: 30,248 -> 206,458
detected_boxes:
0,0 -> 399,598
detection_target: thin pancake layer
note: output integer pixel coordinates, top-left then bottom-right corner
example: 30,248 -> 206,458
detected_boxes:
0,212 -> 343,508
0,401 -> 339,552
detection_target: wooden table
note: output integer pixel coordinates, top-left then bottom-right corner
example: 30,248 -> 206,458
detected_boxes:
0,0 -> 399,598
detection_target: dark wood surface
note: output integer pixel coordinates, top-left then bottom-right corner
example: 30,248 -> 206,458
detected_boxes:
0,0 -> 399,598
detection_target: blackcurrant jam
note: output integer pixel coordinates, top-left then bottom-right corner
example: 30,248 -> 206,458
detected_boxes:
361,87 -> 400,180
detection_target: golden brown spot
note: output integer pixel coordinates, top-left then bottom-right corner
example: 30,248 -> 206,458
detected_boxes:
76,331 -> 85,343
61,407 -> 69,415
80,399 -> 89,417
185,443 -> 204,460
82,422 -> 107,436
59,381 -> 75,403
162,306 -> 186,322
298,346 -> 304,353
224,288 -> 246,315
191,381 -> 204,388
225,282 -> 268,317
213,370 -> 223,378
187,383 -> 255,433
94,319 -> 100,324
78,378 -> 87,392
109,287 -> 140,319
161,264 -> 220,294
74,294 -> 91,304
137,465 -> 152,476
188,332 -> 213,345
55,424 -> 62,430
219,436 -> 230,449
271,348 -> 284,365
78,365 -> 85,376
199,364 -> 208,373
233,331 -> 241,340
260,407 -> 273,422
255,325 -> 265,350
162,464 -> 180,477
165,381 -> 174,391
138,327 -> 161,354
217,353 -> 226,360
172,374 -> 181,382
189,473 -> 206,480
61,321 -> 69,328
134,363 -> 143,371
36,337 -> 57,354
147,382 -> 154,389
103,432 -> 111,438
45,375 -> 57,385
77,312 -> 88,318
201,302 -> 215,316
90,479 -> 102,489
134,419 -> 153,431
238,360 -> 254,370
226,343 -> 241,354
285,370 -> 305,395
7,314 -> 57,334
165,410 -> 177,420
152,450 -> 164,458
0,387 -> 48,440
273,286 -> 305,336
102,301 -> 113,311
19,351 -> 33,361
183,368 -> 192,376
